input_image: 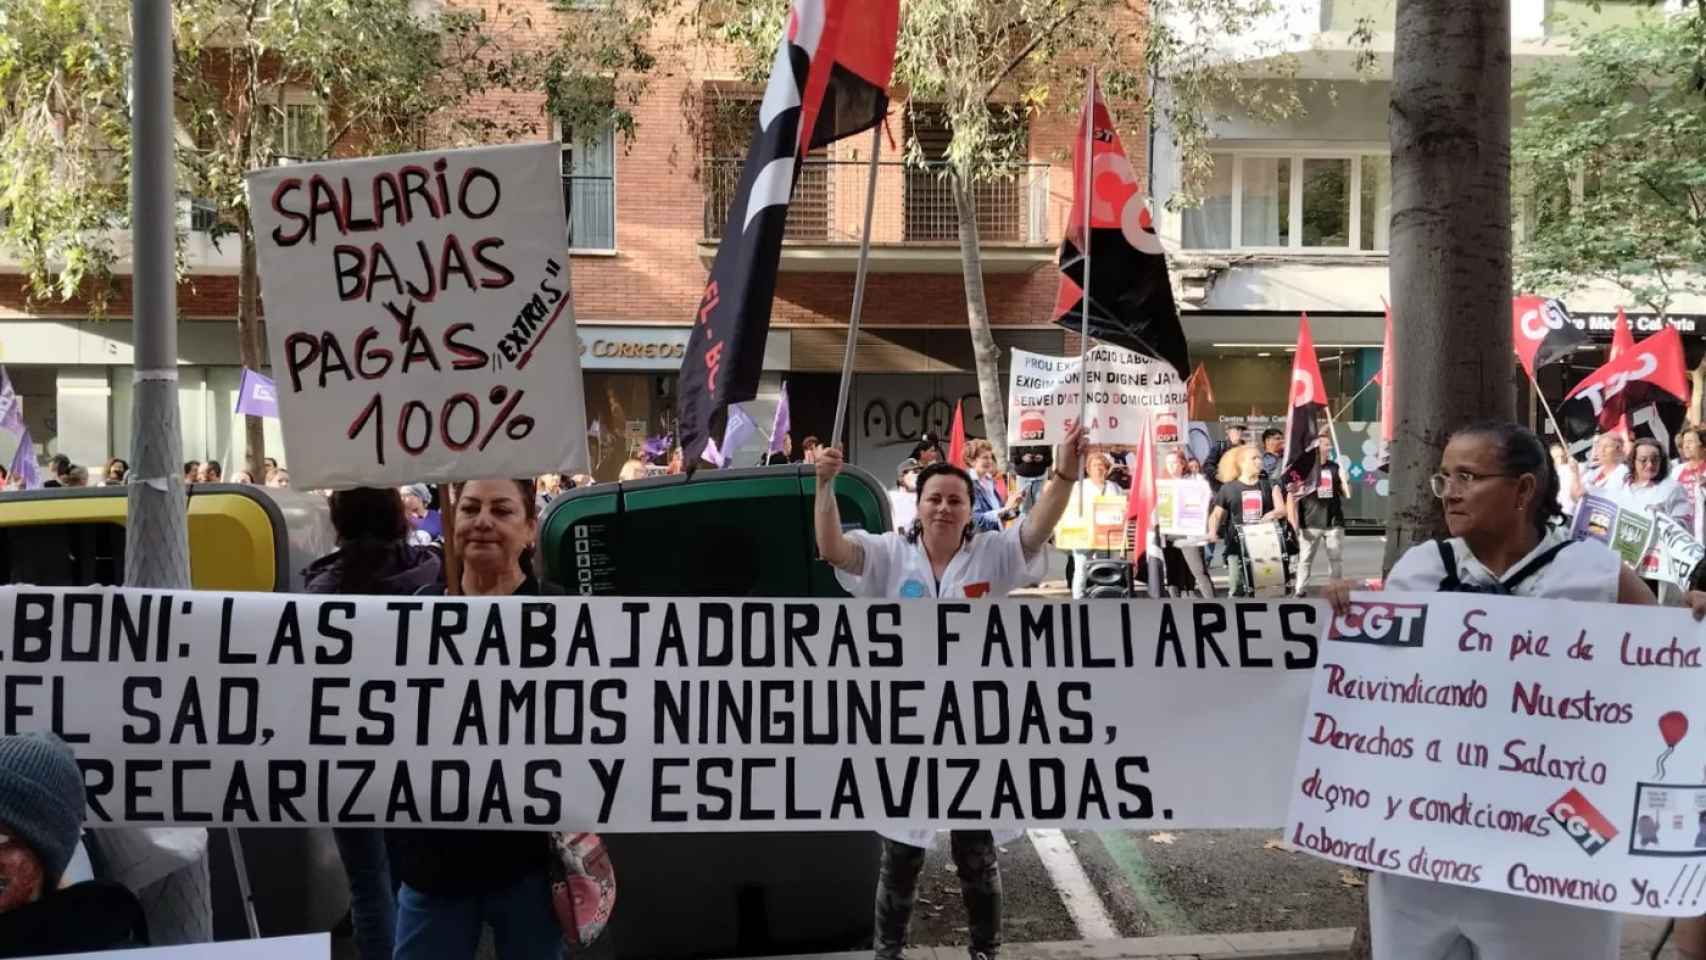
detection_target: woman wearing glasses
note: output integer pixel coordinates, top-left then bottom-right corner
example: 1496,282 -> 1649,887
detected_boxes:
1327,420 -> 1653,959
1616,437 -> 1693,532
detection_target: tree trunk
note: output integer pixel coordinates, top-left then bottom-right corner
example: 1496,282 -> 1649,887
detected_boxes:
953,171 -> 1009,467
238,225 -> 267,480
1380,0 -> 1514,574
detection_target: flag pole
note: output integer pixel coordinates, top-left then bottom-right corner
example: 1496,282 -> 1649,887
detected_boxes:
830,122 -> 885,452
1330,376 -> 1379,422
1521,358 -> 1564,439
1075,65 -> 1096,512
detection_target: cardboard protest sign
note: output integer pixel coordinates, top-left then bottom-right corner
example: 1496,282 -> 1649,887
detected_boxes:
247,143 -> 588,488
1650,512 -> 1706,586
0,586 -> 1319,832
1287,591 -> 1706,918
1053,496 -> 1130,551
1008,346 -> 1187,447
1159,478 -> 1212,538
1613,509 -> 1655,569
1572,493 -> 1619,546
36,934 -> 329,960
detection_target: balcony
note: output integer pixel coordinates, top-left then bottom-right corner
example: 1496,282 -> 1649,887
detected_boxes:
699,158 -> 1055,274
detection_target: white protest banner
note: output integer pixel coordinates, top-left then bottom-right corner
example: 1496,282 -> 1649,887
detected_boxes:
1647,512 -> 1705,587
1286,591 -> 1706,918
247,143 -> 588,488
1008,346 -> 1187,447
1159,478 -> 1212,538
0,587 -> 1319,832
28,934 -> 329,960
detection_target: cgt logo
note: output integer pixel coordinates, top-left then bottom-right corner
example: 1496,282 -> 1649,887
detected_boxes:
1548,788 -> 1617,857
1518,298 -> 1571,343
1018,409 -> 1046,442
1328,602 -> 1428,648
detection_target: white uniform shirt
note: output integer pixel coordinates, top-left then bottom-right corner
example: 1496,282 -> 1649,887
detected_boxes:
835,524 -> 1045,600
1610,476 -> 1691,523
1386,530 -> 1619,602
1582,462 -> 1628,492
887,487 -> 917,533
835,525 -> 1043,846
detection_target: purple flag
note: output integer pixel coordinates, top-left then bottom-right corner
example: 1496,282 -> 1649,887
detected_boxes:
235,368 -> 280,419
768,383 -> 790,455
0,367 -> 39,488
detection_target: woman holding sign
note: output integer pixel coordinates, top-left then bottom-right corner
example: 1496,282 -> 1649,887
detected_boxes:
390,478 -> 569,960
814,425 -> 1087,960
1327,421 -> 1655,959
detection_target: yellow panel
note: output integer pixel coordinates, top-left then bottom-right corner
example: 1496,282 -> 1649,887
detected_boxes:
0,493 -> 278,592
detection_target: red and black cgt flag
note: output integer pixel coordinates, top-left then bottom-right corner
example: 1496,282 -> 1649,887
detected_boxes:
1512,296 -> 1588,378
1560,323 -> 1688,450
676,0 -> 900,469
1282,314 -> 1329,486
1053,77 -> 1190,380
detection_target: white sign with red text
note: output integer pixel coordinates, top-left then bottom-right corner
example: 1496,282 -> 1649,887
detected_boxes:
247,142 -> 588,488
1286,592 -> 1706,917
1007,346 -> 1187,447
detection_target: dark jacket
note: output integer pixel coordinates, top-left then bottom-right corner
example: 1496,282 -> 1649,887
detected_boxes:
302,542 -> 442,595
387,574 -> 566,897
0,881 -> 148,957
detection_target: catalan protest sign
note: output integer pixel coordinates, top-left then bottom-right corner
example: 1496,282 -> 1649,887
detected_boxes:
0,586 -> 1319,833
1053,496 -> 1130,552
1007,346 -> 1187,447
1159,479 -> 1212,539
1286,591 -> 1706,918
1570,492 -> 1705,584
247,143 -> 588,489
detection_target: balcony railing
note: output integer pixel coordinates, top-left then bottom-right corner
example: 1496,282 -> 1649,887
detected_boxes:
702,159 -> 1052,246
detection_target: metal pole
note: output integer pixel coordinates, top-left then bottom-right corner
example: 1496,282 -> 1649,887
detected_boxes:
124,0 -> 226,944
1075,66 -> 1097,512
1329,375 -> 1379,422
829,123 -> 885,451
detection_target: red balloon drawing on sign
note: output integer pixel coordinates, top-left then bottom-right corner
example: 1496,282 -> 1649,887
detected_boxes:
1655,711 -> 1688,779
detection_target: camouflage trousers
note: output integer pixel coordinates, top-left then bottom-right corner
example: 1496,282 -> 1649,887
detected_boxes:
873,831 -> 1001,960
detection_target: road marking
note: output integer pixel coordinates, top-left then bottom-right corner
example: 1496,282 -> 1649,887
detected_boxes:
1026,828 -> 1119,940
1097,830 -> 1194,934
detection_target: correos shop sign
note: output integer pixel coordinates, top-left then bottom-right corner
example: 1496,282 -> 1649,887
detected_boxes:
577,326 -> 790,370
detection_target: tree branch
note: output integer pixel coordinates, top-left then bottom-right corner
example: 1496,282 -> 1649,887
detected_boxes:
981,0 -> 1087,101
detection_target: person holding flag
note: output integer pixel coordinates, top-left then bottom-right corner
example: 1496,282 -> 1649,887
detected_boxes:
1288,428 -> 1350,596
811,425 -> 1087,960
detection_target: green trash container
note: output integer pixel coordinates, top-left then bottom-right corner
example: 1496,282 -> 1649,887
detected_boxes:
540,463 -> 891,958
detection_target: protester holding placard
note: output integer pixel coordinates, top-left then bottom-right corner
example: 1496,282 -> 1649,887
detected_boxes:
1066,453 -> 1126,598
1206,446 -> 1288,597
1289,430 -> 1350,597
1573,433 -> 1628,499
304,488 -> 443,960
389,478 -> 569,960
1615,438 -> 1691,530
813,425 -> 1086,960
1326,421 -> 1655,959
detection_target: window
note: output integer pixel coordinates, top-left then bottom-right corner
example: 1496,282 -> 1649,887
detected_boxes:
280,100 -> 326,160
558,117 -> 617,251
1181,148 -> 1391,252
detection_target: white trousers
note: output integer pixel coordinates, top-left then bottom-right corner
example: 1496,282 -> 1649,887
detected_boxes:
1294,525 -> 1344,593
1370,873 -> 1620,960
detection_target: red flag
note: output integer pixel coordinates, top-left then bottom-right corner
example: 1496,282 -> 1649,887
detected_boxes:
1052,74 -> 1189,379
1282,314 -> 1329,484
1379,303 -> 1395,444
1601,308 -> 1638,436
1125,415 -> 1158,566
1565,324 -> 1688,410
1512,296 -> 1587,377
1186,362 -> 1217,422
947,400 -> 966,469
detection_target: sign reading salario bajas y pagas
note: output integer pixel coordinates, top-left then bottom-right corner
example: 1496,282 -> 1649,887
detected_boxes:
246,143 -> 588,488
1287,592 -> 1706,918
0,587 -> 1320,832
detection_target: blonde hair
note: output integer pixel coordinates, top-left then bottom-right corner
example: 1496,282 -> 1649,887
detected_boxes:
964,439 -> 994,464
1217,446 -> 1260,485
618,459 -> 646,481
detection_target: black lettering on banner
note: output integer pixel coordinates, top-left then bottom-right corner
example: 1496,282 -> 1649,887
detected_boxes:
475,606 -> 510,667
271,760 -> 309,823
545,680 -> 583,745
11,592 -> 52,662
521,602 -> 555,667
697,758 -> 733,820
311,678 -> 349,745
1193,604 -> 1231,668
1155,605 -> 1185,668
406,678 -> 443,746
616,602 -> 648,668
991,760 -> 1022,819
358,681 -> 397,745
878,757 -> 919,816
64,595 -> 102,662
784,757 -> 820,820
651,758 -> 685,822
218,597 -> 252,664
81,760 -> 114,822
125,759 -> 165,822
500,680 -> 535,745
831,758 -> 864,817
270,601 -> 305,665
567,605 -> 599,667
828,607 -> 860,667
454,679 -> 488,746
947,759 -> 978,819
1079,605 -> 1114,668
1280,602 -> 1320,668
433,760 -> 471,821
317,602 -> 355,665
218,678 -> 259,745
1079,760 -> 1110,820
1115,756 -> 1155,818
655,681 -> 687,745
1059,602 -> 1078,668
937,603 -> 970,665
782,604 -> 818,667
479,759 -> 512,824
1031,758 -> 1066,818
171,677 -> 208,745
760,680 -> 793,744
1059,682 -> 1093,744
656,604 -> 687,667
387,760 -> 421,822
223,761 -> 259,822
388,601 -> 423,666
430,603 -> 468,666
1234,603 -> 1275,668
891,681 -> 925,745
983,605 -> 1013,667
850,681 -> 880,744
590,757 -> 624,824
975,681 -> 1009,745
741,758 -> 776,820
1018,682 -> 1050,745
593,679 -> 626,744
869,604 -> 903,667
99,594 -> 147,662
741,603 -> 776,667
524,760 -> 562,825
933,683 -> 964,746
173,761 -> 213,823
700,603 -> 733,666
122,677 -> 162,744
339,761 -> 377,823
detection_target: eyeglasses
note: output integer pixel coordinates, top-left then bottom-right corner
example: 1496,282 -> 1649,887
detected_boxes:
1429,470 -> 1517,498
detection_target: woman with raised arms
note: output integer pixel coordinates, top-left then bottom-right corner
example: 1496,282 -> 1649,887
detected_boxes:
813,424 -> 1085,960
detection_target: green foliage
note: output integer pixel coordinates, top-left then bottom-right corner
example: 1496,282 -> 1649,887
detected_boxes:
0,0 -> 535,313
542,0 -> 682,146
1514,17 -> 1706,314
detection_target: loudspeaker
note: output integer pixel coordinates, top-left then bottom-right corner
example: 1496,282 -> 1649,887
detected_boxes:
1082,558 -> 1131,597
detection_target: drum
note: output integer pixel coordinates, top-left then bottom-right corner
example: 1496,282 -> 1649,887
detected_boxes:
1238,521 -> 1288,597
